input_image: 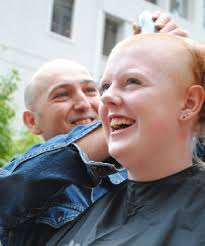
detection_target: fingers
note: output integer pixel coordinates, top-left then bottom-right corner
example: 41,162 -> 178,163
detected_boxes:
152,12 -> 189,37
132,22 -> 141,35
159,21 -> 177,33
132,11 -> 189,38
152,11 -> 161,21
154,13 -> 172,31
169,28 -> 189,37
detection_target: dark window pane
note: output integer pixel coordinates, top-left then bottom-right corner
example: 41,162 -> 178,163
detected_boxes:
145,0 -> 157,4
170,0 -> 188,18
51,0 -> 74,38
103,17 -> 119,56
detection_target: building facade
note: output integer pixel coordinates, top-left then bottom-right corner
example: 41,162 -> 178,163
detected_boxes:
0,0 -> 205,123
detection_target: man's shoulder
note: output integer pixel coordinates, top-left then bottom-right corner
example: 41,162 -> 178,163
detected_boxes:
1,121 -> 101,173
0,143 -> 42,173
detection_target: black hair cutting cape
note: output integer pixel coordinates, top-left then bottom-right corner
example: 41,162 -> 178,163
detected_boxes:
46,164 -> 205,246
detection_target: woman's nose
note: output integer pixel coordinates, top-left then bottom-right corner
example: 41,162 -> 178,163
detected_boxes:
100,87 -> 122,106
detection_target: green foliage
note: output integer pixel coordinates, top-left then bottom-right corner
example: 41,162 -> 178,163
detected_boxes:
11,128 -> 42,156
0,69 -> 19,166
0,70 -> 42,167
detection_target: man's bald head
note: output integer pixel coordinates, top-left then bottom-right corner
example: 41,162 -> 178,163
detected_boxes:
24,59 -> 92,112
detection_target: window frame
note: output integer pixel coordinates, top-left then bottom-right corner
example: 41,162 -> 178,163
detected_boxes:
102,14 -> 123,57
169,0 -> 189,19
50,0 -> 75,40
144,0 -> 157,4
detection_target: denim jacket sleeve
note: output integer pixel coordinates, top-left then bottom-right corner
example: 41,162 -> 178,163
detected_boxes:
195,138 -> 205,162
0,121 -> 101,228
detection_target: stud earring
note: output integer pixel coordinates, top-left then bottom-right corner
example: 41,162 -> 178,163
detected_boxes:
180,112 -> 189,120
34,125 -> 39,130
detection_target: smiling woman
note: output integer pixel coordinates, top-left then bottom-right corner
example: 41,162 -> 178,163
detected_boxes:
99,34 -> 202,181
47,34 -> 205,246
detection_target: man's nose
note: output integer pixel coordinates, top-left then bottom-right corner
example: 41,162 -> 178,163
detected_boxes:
73,93 -> 91,111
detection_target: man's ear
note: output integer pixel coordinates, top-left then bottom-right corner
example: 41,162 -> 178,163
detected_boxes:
23,111 -> 43,135
179,85 -> 205,121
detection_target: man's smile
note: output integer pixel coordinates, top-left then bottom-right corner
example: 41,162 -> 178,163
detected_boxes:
72,117 -> 96,125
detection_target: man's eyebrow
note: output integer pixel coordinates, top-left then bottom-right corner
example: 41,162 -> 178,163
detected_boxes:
47,80 -> 97,96
48,82 -> 70,96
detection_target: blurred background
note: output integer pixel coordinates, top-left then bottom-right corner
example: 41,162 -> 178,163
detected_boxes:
0,0 -> 205,165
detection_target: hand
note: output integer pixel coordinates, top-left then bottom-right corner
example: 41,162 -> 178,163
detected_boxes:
75,126 -> 109,162
133,11 -> 188,37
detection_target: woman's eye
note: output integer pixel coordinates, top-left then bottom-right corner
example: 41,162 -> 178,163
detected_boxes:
126,78 -> 141,85
84,87 -> 98,94
99,83 -> 110,95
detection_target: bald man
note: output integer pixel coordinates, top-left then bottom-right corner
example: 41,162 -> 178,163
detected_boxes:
23,60 -> 99,140
0,13 -> 192,246
0,59 -> 125,246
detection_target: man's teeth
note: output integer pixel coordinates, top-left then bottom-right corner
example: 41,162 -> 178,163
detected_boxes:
110,118 -> 134,129
75,119 -> 92,125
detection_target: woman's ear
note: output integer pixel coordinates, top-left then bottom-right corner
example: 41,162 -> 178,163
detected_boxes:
179,85 -> 205,121
23,111 -> 43,135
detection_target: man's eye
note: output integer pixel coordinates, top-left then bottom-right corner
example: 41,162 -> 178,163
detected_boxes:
126,78 -> 141,85
53,91 -> 68,99
99,83 -> 110,95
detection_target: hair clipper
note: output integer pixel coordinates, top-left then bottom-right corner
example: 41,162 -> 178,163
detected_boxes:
138,11 -> 156,33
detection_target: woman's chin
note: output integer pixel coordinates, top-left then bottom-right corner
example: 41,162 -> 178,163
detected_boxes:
109,145 -> 127,165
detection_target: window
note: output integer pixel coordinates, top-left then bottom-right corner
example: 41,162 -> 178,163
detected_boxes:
170,0 -> 188,18
103,16 -> 120,56
51,0 -> 74,38
145,0 -> 157,4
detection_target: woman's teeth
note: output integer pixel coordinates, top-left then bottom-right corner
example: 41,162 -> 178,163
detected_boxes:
110,118 -> 135,130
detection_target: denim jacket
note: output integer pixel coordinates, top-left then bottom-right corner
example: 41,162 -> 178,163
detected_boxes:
0,121 -> 127,245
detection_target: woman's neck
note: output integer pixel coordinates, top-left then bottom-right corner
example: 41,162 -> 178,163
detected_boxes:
127,161 -> 192,182
126,138 -> 193,182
